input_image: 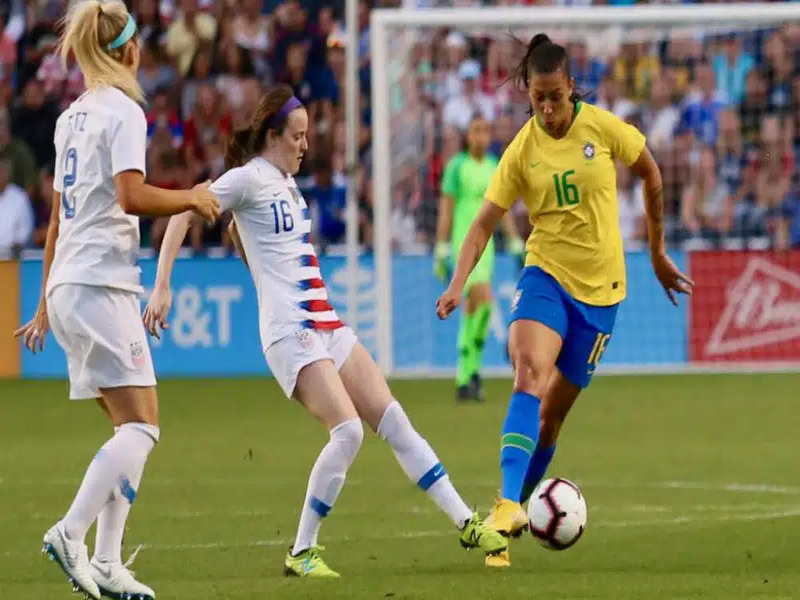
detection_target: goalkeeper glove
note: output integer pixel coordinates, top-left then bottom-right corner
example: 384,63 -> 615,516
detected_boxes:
433,241 -> 451,283
508,237 -> 526,270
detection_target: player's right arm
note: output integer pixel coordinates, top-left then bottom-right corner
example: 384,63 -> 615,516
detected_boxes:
436,131 -> 524,319
144,168 -> 247,337
13,188 -> 60,352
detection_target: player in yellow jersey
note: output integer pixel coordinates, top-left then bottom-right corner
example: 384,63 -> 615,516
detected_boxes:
436,33 -> 693,568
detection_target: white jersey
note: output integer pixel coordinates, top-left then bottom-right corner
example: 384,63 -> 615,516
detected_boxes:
47,86 -> 148,296
210,156 -> 343,351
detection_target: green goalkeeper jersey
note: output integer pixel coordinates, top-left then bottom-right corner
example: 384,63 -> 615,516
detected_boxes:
441,151 -> 500,247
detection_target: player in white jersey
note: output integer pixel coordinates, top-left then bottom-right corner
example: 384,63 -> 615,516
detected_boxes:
13,3 -> 219,599
143,85 -> 508,578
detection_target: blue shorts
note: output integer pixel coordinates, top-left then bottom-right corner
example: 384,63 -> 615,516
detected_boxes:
510,267 -> 619,389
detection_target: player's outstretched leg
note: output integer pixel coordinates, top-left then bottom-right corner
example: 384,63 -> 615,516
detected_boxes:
284,360 -> 364,578
44,420 -> 158,599
339,342 -> 507,558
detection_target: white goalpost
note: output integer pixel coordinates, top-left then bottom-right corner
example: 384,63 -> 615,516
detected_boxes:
368,3 -> 800,376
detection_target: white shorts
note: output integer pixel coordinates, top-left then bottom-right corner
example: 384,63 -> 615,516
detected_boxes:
265,326 -> 357,398
47,284 -> 157,400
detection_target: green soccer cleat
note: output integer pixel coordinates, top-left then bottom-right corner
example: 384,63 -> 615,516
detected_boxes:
459,513 -> 509,555
284,546 -> 340,578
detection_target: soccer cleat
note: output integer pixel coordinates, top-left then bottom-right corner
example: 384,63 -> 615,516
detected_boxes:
485,549 -> 511,568
470,374 -> 486,403
459,513 -> 508,555
42,522 -> 101,599
456,385 -> 473,403
485,496 -> 528,538
284,546 -> 340,578
89,557 -> 155,600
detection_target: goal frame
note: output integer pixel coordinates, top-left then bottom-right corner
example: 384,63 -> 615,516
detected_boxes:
369,3 -> 800,375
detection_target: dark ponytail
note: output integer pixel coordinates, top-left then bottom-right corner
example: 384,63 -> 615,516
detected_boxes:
224,128 -> 254,170
223,83 -> 298,170
514,32 -> 582,104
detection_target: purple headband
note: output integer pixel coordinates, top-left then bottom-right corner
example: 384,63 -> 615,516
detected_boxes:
267,96 -> 303,128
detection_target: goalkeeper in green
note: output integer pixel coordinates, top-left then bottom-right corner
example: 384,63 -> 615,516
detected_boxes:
434,115 -> 525,402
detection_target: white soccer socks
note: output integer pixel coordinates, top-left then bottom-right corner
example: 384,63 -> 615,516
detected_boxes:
63,423 -> 159,545
292,418 -> 363,554
377,401 -> 473,528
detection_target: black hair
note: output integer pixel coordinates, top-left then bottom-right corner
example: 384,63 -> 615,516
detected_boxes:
460,112 -> 487,152
514,33 -> 582,104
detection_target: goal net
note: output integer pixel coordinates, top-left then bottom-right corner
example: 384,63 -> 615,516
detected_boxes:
369,5 -> 800,376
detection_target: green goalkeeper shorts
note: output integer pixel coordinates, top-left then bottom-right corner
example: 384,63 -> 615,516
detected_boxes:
453,234 -> 495,293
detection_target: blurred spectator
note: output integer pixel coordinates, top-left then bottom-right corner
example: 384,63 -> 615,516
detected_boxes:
716,109 -> 747,209
613,41 -> 660,103
0,158 -> 33,258
182,83 -> 231,175
281,41 -> 336,137
678,62 -> 726,148
739,69 -> 768,145
146,87 -> 184,149
306,156 -> 346,248
216,44 -> 256,114
18,3 -> 58,88
617,163 -> 645,249
37,49 -> 85,111
712,33 -> 754,106
0,5 -> 17,85
489,109 -> 515,157
138,36 -> 177,100
443,60 -> 495,132
181,45 -> 215,120
570,41 -> 605,102
134,0 -> 167,46
680,146 -> 730,244
596,75 -> 635,122
640,75 -> 680,154
166,0 -> 218,76
271,0 -> 323,76
233,0 -> 272,53
0,108 -> 36,195
764,32 -> 793,115
437,31 -> 469,104
12,78 -> 58,168
735,115 -> 793,240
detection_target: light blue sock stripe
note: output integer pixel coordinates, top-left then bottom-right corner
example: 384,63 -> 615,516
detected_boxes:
417,462 -> 447,491
309,496 -> 332,518
120,476 -> 137,505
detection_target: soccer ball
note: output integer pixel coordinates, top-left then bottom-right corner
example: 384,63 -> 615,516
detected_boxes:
527,477 -> 587,550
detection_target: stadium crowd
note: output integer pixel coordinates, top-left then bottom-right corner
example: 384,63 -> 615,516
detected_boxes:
1,0 -> 800,259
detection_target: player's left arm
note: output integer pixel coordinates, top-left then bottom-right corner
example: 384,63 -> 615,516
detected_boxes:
227,217 -> 249,268
629,146 -> 694,305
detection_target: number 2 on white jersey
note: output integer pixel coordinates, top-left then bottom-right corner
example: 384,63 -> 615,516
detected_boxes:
62,147 -> 78,219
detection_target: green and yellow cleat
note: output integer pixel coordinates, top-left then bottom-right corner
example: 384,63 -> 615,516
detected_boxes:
283,546 -> 340,578
459,513 -> 509,556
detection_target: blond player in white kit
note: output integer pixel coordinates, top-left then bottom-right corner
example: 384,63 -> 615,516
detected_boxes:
143,84 -> 508,578
13,3 -> 219,599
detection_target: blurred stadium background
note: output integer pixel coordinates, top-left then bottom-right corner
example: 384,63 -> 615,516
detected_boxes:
1,2 -> 800,598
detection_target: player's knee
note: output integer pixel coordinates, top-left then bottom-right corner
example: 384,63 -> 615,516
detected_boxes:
330,418 -> 364,463
511,349 -> 549,398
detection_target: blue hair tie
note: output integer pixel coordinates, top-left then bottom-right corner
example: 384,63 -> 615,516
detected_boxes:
107,14 -> 137,51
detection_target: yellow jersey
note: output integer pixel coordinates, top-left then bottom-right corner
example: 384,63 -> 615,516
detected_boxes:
486,102 -> 646,306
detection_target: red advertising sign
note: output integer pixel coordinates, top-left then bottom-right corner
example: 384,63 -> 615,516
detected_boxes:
689,250 -> 800,364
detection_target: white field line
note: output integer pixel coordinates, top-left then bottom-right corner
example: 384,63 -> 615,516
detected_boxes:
4,506 -> 800,559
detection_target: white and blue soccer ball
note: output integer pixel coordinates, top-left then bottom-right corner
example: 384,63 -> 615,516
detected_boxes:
527,477 -> 587,550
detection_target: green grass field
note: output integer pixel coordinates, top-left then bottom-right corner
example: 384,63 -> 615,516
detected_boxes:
1,374 -> 799,599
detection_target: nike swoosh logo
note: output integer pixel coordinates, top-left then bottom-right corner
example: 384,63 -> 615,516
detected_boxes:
530,161 -> 542,169
273,191 -> 282,197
